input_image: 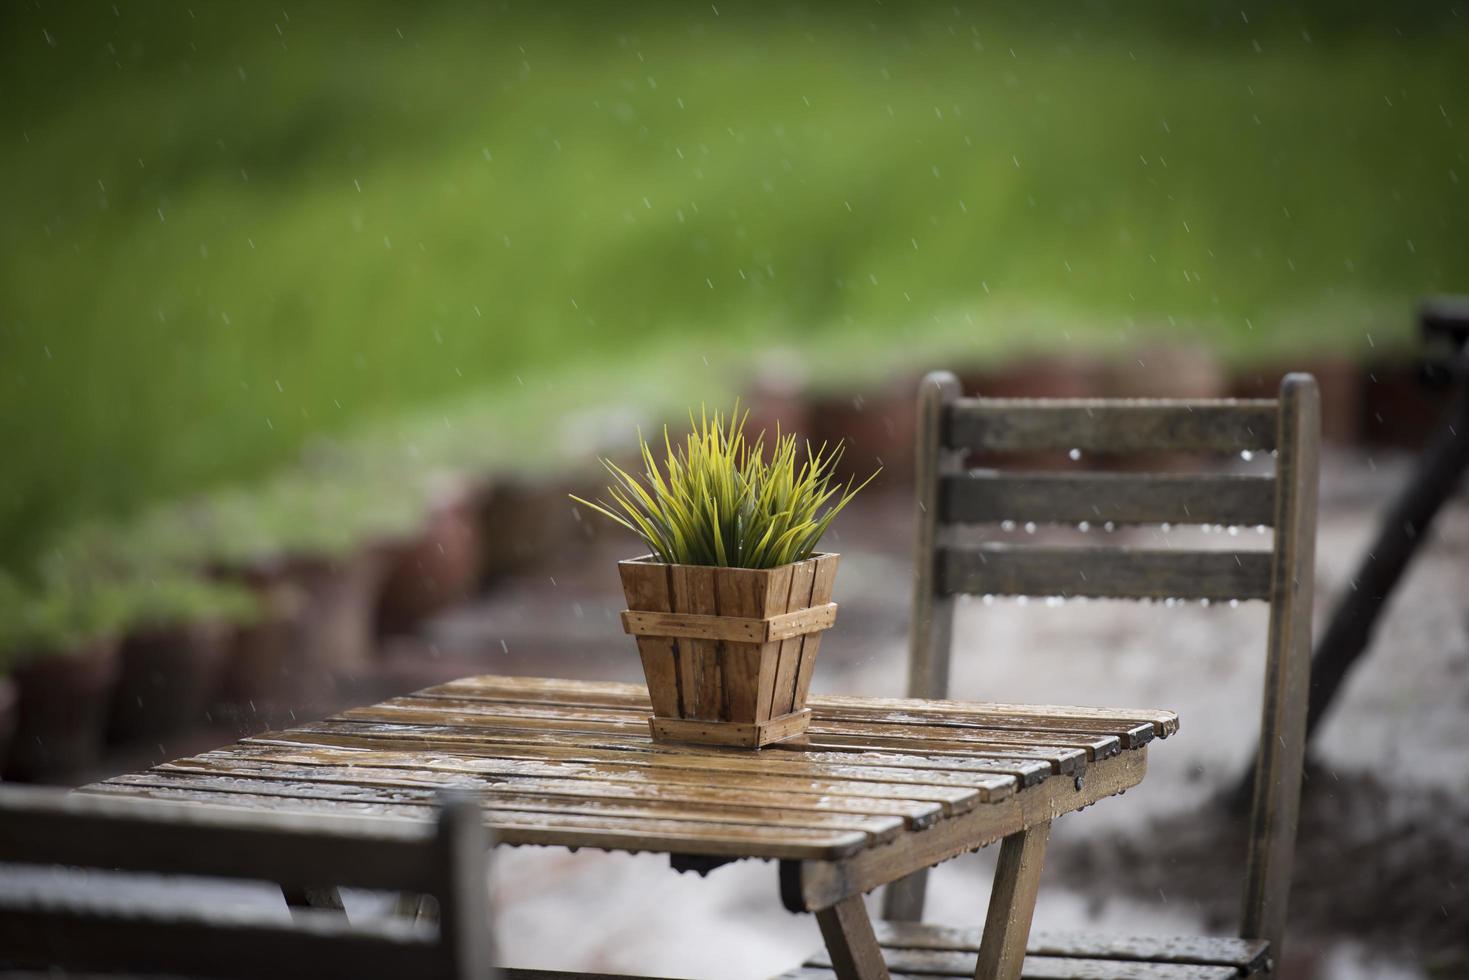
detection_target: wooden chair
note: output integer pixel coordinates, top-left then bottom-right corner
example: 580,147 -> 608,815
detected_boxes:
0,785 -> 680,980
797,372 -> 1320,980
0,783 -> 495,979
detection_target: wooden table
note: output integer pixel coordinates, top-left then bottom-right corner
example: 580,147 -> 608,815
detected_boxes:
83,675 -> 1178,980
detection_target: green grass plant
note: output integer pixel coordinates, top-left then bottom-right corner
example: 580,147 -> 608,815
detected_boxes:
2,2 -> 1466,571
0,561 -> 261,669
43,464 -> 432,583
0,574 -> 129,668
573,408 -> 875,569
109,574 -> 261,633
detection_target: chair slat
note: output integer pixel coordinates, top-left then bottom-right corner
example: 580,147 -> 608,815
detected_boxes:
805,945 -> 1240,978
0,785 -> 441,894
870,922 -> 1271,972
947,399 -> 1278,453
941,472 -> 1276,527
0,903 -> 442,980
940,544 -> 1273,601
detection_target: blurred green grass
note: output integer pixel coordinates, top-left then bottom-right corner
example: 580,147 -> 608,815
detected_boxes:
2,1 -> 1466,570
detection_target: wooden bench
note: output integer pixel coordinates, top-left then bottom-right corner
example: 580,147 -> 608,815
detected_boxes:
0,783 -> 681,980
783,373 -> 1320,980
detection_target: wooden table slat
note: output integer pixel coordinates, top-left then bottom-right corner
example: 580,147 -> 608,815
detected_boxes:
205,742 -> 988,817
107,770 -> 909,841
250,727 -> 1023,801
813,693 -> 1180,738
333,714 -> 1087,781
258,724 -> 1054,792
349,699 -> 1120,760
426,675 -> 1179,739
85,675 -> 1172,867
811,709 -> 1150,751
156,754 -> 943,830
324,713 -> 1042,789
81,783 -> 873,860
410,692 -> 1130,752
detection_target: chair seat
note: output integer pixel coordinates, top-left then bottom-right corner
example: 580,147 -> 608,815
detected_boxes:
782,921 -> 1270,979
503,972 -> 688,980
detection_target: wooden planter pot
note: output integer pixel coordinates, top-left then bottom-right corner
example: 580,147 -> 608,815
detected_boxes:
4,637 -> 120,781
376,479 -> 486,635
286,550 -> 391,680
618,553 -> 839,749
0,676 -> 17,775
108,620 -> 232,743
215,577 -> 313,711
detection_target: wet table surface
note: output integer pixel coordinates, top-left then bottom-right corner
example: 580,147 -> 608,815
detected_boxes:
83,674 -> 1178,979
84,673 -> 1173,874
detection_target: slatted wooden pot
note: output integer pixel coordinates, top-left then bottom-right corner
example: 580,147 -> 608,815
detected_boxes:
618,553 -> 839,749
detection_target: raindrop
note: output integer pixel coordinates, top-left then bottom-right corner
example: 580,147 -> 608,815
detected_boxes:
1103,521 -> 1116,532
1200,598 -> 1211,607
1000,520 -> 1016,532
1078,521 -> 1091,533
1023,521 -> 1037,534
1228,599 -> 1240,608
982,594 -> 996,605
1160,522 -> 1172,532
1045,596 -> 1063,608
1068,448 -> 1082,461
1240,449 -> 1254,461
1016,595 -> 1029,606
1227,526 -> 1240,536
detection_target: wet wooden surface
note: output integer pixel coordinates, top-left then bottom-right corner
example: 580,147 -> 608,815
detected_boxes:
946,398 -> 1280,454
792,920 -> 1269,978
84,675 -> 1175,866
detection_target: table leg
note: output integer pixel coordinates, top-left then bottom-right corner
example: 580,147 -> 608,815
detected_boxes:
881,870 -> 928,922
816,894 -> 892,980
281,884 -> 346,923
974,822 -> 1050,980
394,891 -> 441,923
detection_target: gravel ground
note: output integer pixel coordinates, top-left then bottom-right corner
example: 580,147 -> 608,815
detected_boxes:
6,448 -> 1465,979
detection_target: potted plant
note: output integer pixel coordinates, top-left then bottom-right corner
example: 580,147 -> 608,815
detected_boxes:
214,577 -> 310,714
573,408 -> 873,748
45,503 -> 317,715
136,474 -> 424,701
0,577 -> 126,780
198,478 -> 415,682
376,474 -> 487,634
106,574 -> 261,742
0,578 -> 19,771
0,653 -> 16,775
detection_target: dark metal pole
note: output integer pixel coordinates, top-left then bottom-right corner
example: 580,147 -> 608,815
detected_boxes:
1230,300 -> 1469,811
1300,379 -> 1469,741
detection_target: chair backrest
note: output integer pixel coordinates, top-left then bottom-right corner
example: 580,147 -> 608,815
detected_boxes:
0,784 -> 494,980
891,370 -> 1320,961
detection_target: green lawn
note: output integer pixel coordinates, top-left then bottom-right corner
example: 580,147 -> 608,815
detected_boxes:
2,1 -> 1466,570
